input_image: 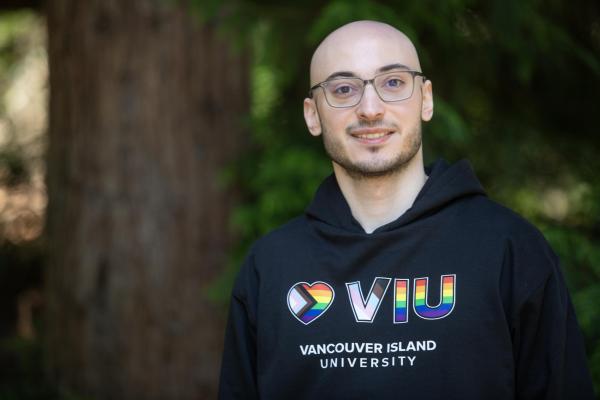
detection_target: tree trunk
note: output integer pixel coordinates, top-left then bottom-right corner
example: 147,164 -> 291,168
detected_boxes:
44,1 -> 248,398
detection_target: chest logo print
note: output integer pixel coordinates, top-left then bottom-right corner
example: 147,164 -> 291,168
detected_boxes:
287,282 -> 335,325
287,275 -> 456,325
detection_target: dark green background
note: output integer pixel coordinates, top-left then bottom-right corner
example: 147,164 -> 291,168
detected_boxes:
204,0 -> 600,396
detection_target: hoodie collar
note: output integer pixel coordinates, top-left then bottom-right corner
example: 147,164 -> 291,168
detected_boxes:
305,158 -> 486,234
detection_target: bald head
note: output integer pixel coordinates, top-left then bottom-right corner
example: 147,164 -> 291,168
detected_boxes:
310,21 -> 422,86
302,20 -> 434,179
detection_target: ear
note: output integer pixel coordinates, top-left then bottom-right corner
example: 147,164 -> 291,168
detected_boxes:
303,98 -> 322,136
420,79 -> 434,122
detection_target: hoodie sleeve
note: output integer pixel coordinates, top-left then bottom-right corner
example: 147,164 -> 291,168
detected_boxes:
218,251 -> 260,400
507,233 -> 595,399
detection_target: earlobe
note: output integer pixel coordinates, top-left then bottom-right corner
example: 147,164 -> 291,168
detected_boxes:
303,98 -> 322,136
421,80 -> 434,122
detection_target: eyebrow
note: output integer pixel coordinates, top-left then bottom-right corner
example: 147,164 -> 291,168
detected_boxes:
376,63 -> 412,73
323,71 -> 357,81
323,63 -> 414,82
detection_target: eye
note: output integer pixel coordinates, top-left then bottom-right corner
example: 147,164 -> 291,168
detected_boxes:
335,85 -> 353,94
330,83 -> 359,97
385,78 -> 406,88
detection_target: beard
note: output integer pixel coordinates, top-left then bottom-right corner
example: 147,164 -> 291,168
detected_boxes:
320,118 -> 423,180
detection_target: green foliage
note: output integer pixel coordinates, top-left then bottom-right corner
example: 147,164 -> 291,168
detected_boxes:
0,10 -> 38,86
193,0 -> 600,394
0,10 -> 41,185
0,10 -> 69,400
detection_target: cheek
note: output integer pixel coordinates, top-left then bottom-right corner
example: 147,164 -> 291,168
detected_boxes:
318,108 -> 354,132
393,101 -> 423,123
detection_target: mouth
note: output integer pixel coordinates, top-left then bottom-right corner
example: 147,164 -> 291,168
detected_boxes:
349,129 -> 395,144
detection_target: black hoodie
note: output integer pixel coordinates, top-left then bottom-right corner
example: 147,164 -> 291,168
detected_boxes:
218,159 -> 594,400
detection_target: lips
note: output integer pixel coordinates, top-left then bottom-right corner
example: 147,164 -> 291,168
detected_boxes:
349,129 -> 395,143
353,131 -> 392,139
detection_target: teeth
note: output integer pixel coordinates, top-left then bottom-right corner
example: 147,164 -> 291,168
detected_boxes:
356,132 -> 388,139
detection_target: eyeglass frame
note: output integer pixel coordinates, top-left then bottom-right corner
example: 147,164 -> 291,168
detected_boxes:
308,70 -> 427,108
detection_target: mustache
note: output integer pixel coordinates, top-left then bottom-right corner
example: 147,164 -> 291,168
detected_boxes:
346,121 -> 399,134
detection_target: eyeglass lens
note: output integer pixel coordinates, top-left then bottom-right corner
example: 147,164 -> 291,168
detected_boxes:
322,71 -> 418,107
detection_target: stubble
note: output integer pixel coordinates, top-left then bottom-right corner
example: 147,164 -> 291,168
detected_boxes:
320,119 -> 422,180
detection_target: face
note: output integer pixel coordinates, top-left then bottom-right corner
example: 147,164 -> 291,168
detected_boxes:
304,22 -> 434,179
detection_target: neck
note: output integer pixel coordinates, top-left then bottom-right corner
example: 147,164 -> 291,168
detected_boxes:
333,149 -> 428,234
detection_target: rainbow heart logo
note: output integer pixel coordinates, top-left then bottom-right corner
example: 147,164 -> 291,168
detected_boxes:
287,281 -> 335,325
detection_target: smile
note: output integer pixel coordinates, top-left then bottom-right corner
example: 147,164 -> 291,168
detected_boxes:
354,132 -> 390,139
349,129 -> 395,143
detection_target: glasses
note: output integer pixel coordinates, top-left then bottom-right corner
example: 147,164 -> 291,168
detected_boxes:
309,70 -> 426,108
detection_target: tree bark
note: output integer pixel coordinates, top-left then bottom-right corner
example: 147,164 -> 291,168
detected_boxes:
44,1 -> 248,398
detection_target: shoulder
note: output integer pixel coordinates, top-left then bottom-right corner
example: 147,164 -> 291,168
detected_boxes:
458,196 -> 559,277
237,215 -> 310,275
254,215 -> 307,248
464,196 -> 561,292
460,195 -> 551,247
248,215 -> 312,260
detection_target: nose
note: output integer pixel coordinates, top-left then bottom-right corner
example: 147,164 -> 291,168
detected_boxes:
356,84 -> 385,121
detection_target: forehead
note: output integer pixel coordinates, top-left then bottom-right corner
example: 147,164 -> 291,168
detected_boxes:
310,28 -> 420,84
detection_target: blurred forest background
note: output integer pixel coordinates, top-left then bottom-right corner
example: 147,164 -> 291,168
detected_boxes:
0,0 -> 598,399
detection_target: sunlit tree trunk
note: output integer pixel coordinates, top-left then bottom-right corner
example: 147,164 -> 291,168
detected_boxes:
44,1 -> 248,398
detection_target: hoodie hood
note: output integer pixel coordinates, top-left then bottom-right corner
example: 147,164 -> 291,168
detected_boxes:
305,158 -> 486,234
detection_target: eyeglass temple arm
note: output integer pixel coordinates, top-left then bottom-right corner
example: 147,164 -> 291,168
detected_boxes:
308,83 -> 321,98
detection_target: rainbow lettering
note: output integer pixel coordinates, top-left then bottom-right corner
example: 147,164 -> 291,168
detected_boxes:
346,277 -> 391,323
393,279 -> 409,323
413,274 -> 456,320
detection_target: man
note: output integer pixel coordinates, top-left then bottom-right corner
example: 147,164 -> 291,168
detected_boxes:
218,20 -> 595,399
